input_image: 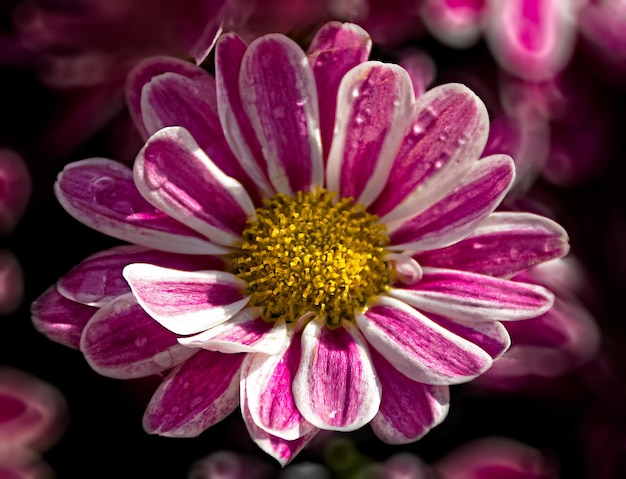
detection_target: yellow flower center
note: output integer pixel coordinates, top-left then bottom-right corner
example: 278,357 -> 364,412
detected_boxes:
232,189 -> 391,327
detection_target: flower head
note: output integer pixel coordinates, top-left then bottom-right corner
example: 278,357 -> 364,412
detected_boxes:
32,21 -> 569,465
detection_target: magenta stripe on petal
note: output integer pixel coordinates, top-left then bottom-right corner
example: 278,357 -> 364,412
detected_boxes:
215,33 -> 273,197
326,62 -> 415,206
241,384 -> 318,467
135,127 -> 255,246
179,308 -> 287,354
427,312 -> 511,359
126,56 -> 218,139
244,333 -> 316,441
368,83 -> 489,223
416,212 -> 570,277
293,319 -> 381,431
31,286 -> 96,349
390,267 -> 554,322
240,34 -> 323,194
307,21 -> 372,161
123,263 -> 249,336
356,296 -> 492,385
80,293 -> 196,379
55,158 -> 227,255
388,155 -> 514,252
143,349 -> 243,437
140,72 -> 264,205
57,245 -> 225,307
371,349 -> 449,444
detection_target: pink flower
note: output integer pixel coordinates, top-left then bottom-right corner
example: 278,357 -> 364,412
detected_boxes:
32,22 -> 569,465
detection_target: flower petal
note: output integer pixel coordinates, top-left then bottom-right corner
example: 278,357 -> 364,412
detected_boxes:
307,21 -> 372,160
57,245 -> 225,307
325,61 -> 415,206
54,158 -> 227,255
123,263 -> 249,336
387,155 -> 515,252
80,293 -> 196,379
292,319 -> 381,431
126,56 -> 217,140
368,83 -> 489,223
135,126 -> 255,246
240,33 -> 323,194
370,349 -> 449,444
241,382 -> 318,467
243,333 -> 316,441
215,33 -> 273,197
356,296 -> 493,385
143,349 -> 243,437
178,308 -> 287,354
390,267 -> 554,322
140,71 -> 264,204
31,286 -> 96,349
416,211 -> 570,277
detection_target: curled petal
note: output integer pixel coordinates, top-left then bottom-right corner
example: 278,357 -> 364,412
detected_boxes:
241,383 -> 318,467
135,126 -> 255,246
356,296 -> 493,385
293,319 -> 381,431
386,253 -> 423,285
387,155 -> 514,252
369,83 -> 489,223
179,308 -> 288,354
240,33 -> 323,194
326,61 -> 415,206
416,212 -> 570,277
370,350 -> 449,444
123,263 -> 249,336
58,245 -> 225,307
307,21 -> 372,160
243,333 -> 316,441
143,349 -> 243,437
31,286 -> 96,349
80,293 -> 196,379
54,158 -> 227,255
390,267 -> 554,322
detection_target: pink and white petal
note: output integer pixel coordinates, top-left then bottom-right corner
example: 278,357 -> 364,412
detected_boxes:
126,56 -> 216,139
307,21 -> 372,160
415,212 -> 570,277
484,0 -> 577,81
293,319 -> 381,431
390,267 -> 554,323
356,296 -> 492,385
140,72 -> 264,204
427,312 -> 511,359
387,155 -> 514,252
143,349 -> 243,437
179,308 -> 288,355
80,293 -> 196,379
240,34 -> 323,194
57,245 -> 225,307
370,349 -> 449,444
386,253 -> 423,285
244,333 -> 316,441
123,264 -> 249,336
368,83 -> 489,223
326,62 -> 415,206
241,385 -> 318,467
420,0 -> 487,48
215,33 -> 273,197
54,158 -> 227,255
31,286 -> 96,349
135,127 -> 255,246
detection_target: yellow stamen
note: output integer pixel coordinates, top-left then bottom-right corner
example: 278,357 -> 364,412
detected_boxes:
232,189 -> 390,327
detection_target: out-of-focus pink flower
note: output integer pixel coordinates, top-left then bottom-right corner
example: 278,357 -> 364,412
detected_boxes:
0,148 -> 31,237
0,250 -> 24,316
0,367 -> 67,478
31,21 -> 569,466
188,450 -> 275,479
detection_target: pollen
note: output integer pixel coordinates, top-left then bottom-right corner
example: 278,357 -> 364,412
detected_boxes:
232,189 -> 391,327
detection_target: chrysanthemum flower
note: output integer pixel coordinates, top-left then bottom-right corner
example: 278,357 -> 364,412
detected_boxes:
32,21 -> 570,465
